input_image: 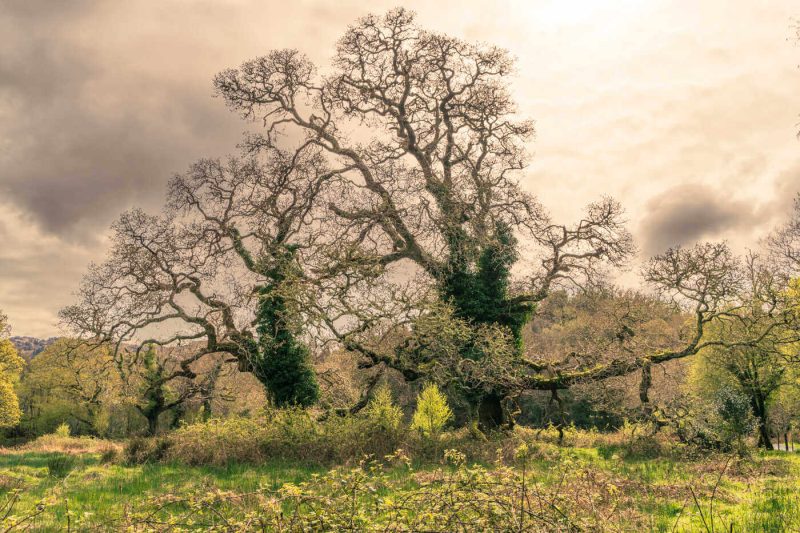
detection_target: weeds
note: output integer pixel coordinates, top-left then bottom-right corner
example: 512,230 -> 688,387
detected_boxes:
0,428 -> 797,530
46,454 -> 76,478
116,449 -> 603,531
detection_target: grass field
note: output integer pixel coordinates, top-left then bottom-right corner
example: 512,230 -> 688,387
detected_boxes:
0,436 -> 798,531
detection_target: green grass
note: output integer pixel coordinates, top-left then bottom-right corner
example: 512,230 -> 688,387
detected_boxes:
0,452 -> 326,530
0,445 -> 798,531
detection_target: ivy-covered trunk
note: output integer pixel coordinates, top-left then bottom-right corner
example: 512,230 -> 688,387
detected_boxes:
138,347 -> 168,436
249,246 -> 319,408
751,393 -> 773,450
440,223 -> 534,431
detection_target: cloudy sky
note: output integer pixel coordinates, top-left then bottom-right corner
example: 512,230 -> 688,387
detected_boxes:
1,0 -> 798,336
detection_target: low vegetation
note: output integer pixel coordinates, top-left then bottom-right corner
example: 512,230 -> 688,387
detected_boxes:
0,427 -> 799,531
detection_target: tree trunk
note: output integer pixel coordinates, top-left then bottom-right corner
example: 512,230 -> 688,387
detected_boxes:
478,392 -> 504,432
751,394 -> 773,450
549,388 -> 565,443
758,421 -> 773,450
639,363 -> 651,405
145,411 -> 160,436
639,363 -> 658,432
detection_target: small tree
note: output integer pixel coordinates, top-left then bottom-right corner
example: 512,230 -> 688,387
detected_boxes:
715,387 -> 756,455
411,383 -> 453,438
364,383 -> 403,434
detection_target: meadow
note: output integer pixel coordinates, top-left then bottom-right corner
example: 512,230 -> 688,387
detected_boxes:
0,428 -> 798,532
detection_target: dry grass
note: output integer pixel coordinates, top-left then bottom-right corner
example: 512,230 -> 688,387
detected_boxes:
6,434 -> 122,456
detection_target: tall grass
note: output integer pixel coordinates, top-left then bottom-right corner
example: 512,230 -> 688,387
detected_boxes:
0,424 -> 798,531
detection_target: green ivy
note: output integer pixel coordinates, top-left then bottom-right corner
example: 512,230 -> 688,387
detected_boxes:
250,246 -> 319,408
441,222 -> 534,352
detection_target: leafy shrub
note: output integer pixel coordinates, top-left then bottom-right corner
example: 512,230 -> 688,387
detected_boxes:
164,408 -> 408,466
671,389 -> 758,454
54,422 -> 70,438
716,389 -> 756,439
165,417 -> 265,466
46,454 -> 75,478
124,436 -> 172,465
154,407 -> 558,467
411,383 -> 453,438
363,384 -> 403,435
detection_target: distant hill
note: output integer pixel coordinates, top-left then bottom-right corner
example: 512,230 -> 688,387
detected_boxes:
9,336 -> 59,360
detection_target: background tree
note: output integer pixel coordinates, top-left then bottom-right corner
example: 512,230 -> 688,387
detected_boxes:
129,345 -> 232,435
684,253 -> 800,449
20,339 -> 119,435
0,312 -> 24,429
61,151 -> 326,408
694,338 -> 786,450
520,287 -> 687,431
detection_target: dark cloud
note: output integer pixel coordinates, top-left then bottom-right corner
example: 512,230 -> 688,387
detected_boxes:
639,184 -> 763,256
1,0 -> 798,336
0,1 -> 246,240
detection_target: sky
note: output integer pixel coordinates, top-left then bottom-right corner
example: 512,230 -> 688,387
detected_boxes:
1,0 -> 798,337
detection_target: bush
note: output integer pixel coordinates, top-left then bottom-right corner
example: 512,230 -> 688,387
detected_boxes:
138,408 -> 617,468
21,433 -> 119,455
716,389 -> 756,438
46,454 -> 75,478
363,384 -> 403,435
124,436 -> 173,465
55,422 -> 70,438
99,446 -> 119,464
670,390 -> 758,454
162,404 -> 415,467
411,383 -> 453,438
165,417 -> 265,466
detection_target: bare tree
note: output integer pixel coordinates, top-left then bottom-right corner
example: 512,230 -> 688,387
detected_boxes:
63,9 -> 791,432
213,8 -> 634,425
61,150 -> 328,408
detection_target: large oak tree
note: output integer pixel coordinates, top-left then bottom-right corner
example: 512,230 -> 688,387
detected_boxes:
63,9 -> 795,430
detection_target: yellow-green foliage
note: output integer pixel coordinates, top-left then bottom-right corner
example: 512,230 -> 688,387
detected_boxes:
363,384 -> 402,434
21,433 -> 121,455
19,339 -> 124,436
411,383 -> 453,437
161,408 -> 410,466
0,336 -> 24,428
54,422 -> 71,438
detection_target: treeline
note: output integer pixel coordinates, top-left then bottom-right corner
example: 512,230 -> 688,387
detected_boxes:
4,339 -> 263,438
2,282 -> 799,455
